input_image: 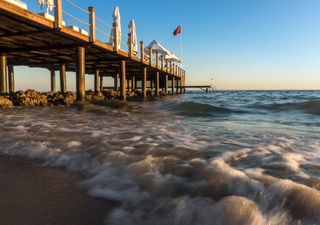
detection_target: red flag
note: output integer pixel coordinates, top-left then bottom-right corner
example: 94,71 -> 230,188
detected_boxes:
173,25 -> 182,36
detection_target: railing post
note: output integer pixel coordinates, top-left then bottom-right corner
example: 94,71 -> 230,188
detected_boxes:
175,65 -> 178,76
54,0 -> 63,29
113,22 -> 119,52
149,48 -> 153,66
165,59 -> 168,73
128,33 -> 133,58
156,51 -> 159,69
161,56 -> 164,71
89,7 -> 96,43
140,41 -> 144,63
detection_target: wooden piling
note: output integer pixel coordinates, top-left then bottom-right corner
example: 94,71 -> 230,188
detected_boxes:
7,65 -> 14,94
120,60 -> 126,100
176,78 -> 179,94
114,73 -> 119,91
150,78 -> 154,93
59,63 -> 66,93
100,75 -> 103,92
94,69 -> 99,93
127,79 -> 130,92
50,69 -> 56,92
76,46 -> 85,101
131,76 -> 135,91
171,76 -> 174,95
141,67 -> 147,97
89,7 -> 96,43
0,54 -> 7,94
54,0 -> 62,29
155,71 -> 160,97
165,74 -> 168,95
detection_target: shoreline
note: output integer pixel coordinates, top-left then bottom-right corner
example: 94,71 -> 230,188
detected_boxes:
0,155 -> 116,225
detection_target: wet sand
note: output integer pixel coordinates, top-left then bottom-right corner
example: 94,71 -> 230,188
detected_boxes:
0,156 -> 114,225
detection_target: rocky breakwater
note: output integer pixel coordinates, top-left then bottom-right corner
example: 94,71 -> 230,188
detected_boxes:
0,89 -> 124,108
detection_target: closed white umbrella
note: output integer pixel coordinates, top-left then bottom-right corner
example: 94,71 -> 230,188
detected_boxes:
46,0 -> 54,11
110,6 -> 121,50
128,20 -> 138,54
38,0 -> 54,12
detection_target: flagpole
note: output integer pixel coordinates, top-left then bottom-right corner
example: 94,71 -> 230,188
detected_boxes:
180,24 -> 183,68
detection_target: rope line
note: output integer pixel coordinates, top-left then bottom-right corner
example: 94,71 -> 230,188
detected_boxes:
96,27 -> 113,39
95,16 -> 113,29
62,9 -> 90,26
65,0 -> 89,14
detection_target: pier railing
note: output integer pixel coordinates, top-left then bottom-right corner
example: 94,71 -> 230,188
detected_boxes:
3,0 -> 186,80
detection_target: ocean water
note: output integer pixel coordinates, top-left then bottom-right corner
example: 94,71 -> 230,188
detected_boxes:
0,90 -> 319,225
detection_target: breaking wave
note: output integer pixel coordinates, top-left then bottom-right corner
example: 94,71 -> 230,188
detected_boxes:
163,101 -> 243,117
261,100 -> 320,115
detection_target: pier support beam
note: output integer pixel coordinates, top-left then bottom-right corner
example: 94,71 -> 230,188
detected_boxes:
176,79 -> 179,94
94,69 -> 99,93
100,75 -> 103,92
76,47 -> 85,101
114,74 -> 119,91
165,74 -> 168,95
50,69 -> 56,92
127,79 -> 130,92
171,77 -> 175,95
131,76 -> 135,91
141,67 -> 147,97
155,72 -> 160,97
120,60 -> 127,100
0,54 -> 7,94
59,63 -> 67,93
8,65 -> 15,94
150,78 -> 154,93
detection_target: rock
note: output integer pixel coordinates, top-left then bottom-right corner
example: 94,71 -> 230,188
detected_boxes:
63,92 -> 76,105
0,96 -> 13,107
11,90 -> 48,106
85,91 -> 105,101
103,89 -> 119,99
146,89 -> 153,96
45,92 -> 76,106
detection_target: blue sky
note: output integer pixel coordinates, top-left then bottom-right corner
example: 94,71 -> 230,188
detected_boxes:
14,0 -> 320,90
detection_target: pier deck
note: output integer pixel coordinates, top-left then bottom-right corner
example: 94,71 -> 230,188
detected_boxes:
0,0 -> 186,100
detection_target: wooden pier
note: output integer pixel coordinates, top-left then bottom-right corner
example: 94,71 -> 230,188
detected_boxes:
180,86 -> 215,93
0,0 -> 186,100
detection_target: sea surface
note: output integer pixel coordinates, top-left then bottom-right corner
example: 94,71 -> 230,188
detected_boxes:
0,90 -> 319,225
